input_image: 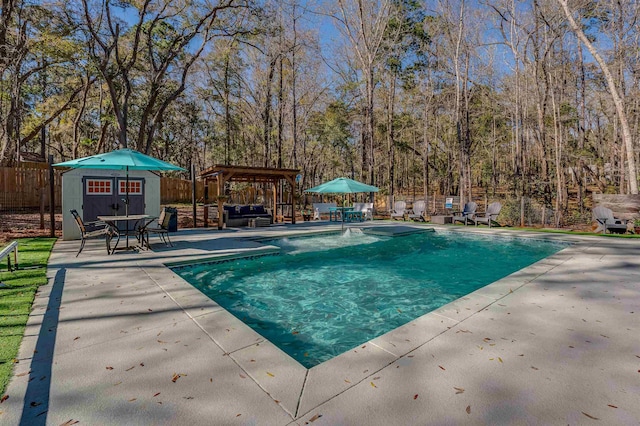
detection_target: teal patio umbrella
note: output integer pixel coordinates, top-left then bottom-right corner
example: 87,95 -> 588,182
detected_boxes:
305,177 -> 379,232
54,148 -> 185,216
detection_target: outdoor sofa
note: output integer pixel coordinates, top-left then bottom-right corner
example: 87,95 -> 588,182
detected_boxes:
223,204 -> 273,227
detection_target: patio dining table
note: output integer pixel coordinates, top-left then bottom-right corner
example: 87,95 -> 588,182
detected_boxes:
97,214 -> 153,252
329,206 -> 355,222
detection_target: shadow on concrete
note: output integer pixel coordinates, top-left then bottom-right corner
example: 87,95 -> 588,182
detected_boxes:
19,268 -> 66,426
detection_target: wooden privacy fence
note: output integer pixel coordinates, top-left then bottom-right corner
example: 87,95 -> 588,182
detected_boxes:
0,165 -> 61,211
0,165 -> 203,210
161,177 -> 204,204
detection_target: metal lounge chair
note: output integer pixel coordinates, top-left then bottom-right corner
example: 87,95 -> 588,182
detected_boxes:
139,208 -> 174,248
70,209 -> 116,256
592,206 -> 628,234
452,201 -> 477,225
475,202 -> 502,228
408,200 -> 426,222
390,201 -> 407,221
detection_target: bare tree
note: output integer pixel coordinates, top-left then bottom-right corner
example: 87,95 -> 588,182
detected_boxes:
331,0 -> 393,185
556,0 -> 638,194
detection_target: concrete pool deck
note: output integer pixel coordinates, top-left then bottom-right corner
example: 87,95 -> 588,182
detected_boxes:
2,222 -> 639,425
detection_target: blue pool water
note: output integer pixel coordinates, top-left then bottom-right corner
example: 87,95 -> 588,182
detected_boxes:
173,231 -> 566,368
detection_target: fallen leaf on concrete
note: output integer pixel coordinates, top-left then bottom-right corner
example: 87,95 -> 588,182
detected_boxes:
153,393 -> 160,397
454,387 -> 464,394
581,412 -> 598,420
236,414 -> 241,417
370,382 -> 377,388
60,420 -> 79,425
466,405 -> 471,414
125,366 -> 135,371
172,373 -> 186,383
266,372 -> 274,377
607,404 -> 617,408
129,398 -> 136,402
73,337 -> 80,341
308,413 -> 322,422
498,357 -> 503,363
531,366 -> 539,370
239,374 -> 246,379
106,366 -> 114,370
16,371 -> 30,377
30,401 -> 42,407
439,365 -> 446,370
413,394 -> 419,400
344,379 -> 351,384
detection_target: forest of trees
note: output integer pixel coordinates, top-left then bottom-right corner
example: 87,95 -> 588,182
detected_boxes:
1,0 -> 639,226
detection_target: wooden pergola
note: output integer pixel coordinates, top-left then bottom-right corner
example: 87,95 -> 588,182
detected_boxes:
198,165 -> 300,229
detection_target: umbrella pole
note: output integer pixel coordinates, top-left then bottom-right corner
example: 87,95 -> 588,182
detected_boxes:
126,167 -> 129,247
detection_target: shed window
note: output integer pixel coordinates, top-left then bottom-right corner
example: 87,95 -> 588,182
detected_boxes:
119,180 -> 142,195
86,179 -> 112,195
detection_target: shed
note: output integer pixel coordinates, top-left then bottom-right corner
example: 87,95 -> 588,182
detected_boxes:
60,168 -> 161,240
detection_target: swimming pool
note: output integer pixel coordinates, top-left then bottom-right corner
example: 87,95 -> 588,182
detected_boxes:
173,231 -> 566,368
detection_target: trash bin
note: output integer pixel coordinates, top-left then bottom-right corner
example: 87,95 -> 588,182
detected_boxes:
165,207 -> 178,232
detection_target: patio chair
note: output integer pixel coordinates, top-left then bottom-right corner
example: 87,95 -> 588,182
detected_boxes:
475,202 -> 502,228
70,209 -> 116,256
390,201 -> 407,221
139,208 -> 174,248
452,202 -> 477,225
408,200 -> 426,222
353,202 -> 374,221
592,206 -> 628,234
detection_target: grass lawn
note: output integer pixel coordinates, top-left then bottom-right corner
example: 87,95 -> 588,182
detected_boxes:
0,238 -> 56,396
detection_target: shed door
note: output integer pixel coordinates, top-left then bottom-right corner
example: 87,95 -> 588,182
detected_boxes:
116,178 -> 145,215
83,177 -> 117,223
82,177 -> 146,223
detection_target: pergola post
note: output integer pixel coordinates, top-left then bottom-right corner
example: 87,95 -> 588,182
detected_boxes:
272,181 -> 278,223
285,174 -> 297,225
217,174 -> 224,230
